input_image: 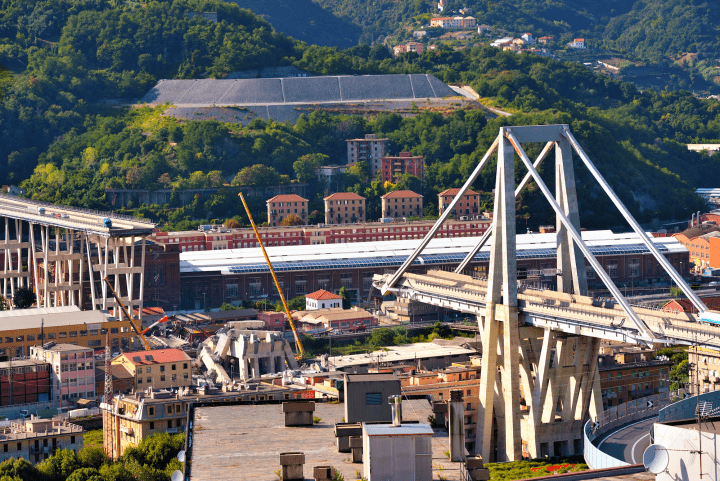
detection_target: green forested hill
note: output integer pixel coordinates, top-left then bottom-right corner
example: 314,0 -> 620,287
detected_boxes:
0,0 -> 301,183
229,0 -> 361,48
603,0 -> 720,61
314,0 -> 720,85
1,0 -> 719,232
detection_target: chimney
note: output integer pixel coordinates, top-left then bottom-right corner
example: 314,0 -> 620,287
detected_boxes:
698,211 -> 702,226
449,389 -> 466,462
692,213 -> 695,227
388,395 -> 402,427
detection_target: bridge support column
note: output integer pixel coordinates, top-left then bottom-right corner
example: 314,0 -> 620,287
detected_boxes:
476,134 -> 522,462
555,138 -> 587,295
518,326 -> 602,458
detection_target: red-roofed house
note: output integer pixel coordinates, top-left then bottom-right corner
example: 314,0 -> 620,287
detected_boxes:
438,188 -> 480,218
324,192 -> 366,225
305,289 -> 343,310
267,194 -> 308,227
381,190 -> 424,219
568,38 -> 585,49
112,348 -> 192,390
664,296 -> 720,314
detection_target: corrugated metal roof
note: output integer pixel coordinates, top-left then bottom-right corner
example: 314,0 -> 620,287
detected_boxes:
179,230 -> 686,275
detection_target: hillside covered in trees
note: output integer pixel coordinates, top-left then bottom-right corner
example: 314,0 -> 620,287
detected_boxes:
314,0 -> 720,89
0,0 -> 719,232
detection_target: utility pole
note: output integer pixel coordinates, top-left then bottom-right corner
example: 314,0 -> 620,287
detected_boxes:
695,339 -> 703,479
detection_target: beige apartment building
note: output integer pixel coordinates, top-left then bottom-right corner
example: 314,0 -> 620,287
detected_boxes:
267,194 -> 308,227
103,384 -> 307,459
324,192 -> 366,225
381,190 -> 423,219
346,134 -> 389,174
0,419 -> 83,464
112,349 -> 192,391
0,307 -> 134,360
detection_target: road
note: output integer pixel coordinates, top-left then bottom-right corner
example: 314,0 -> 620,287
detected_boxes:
595,416 -> 656,464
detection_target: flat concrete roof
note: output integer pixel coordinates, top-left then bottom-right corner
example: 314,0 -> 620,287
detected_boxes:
0,306 -> 79,318
0,309 -> 117,331
187,399 -> 466,480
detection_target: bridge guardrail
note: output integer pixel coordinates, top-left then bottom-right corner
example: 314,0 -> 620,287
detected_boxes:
584,392 -> 673,469
583,420 -> 629,470
658,389 -> 720,422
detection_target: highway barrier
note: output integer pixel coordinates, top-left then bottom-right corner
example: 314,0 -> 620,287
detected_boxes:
584,392 -> 672,469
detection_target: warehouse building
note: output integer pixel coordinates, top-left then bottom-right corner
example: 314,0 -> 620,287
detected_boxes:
178,230 -> 689,309
0,307 -> 134,359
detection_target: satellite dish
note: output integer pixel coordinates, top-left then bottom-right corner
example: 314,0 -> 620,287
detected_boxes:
643,444 -> 669,474
177,450 -> 186,463
171,470 -> 184,481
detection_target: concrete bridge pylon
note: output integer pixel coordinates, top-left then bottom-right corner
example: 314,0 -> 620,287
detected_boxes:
380,124 -> 708,462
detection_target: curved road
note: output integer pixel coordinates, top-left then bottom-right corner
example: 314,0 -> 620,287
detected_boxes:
594,416 -> 656,464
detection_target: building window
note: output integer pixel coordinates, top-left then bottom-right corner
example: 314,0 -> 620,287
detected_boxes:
160,375 -> 166,382
606,262 -> 618,278
318,276 -> 330,290
363,273 -> 374,291
226,284 -> 238,299
340,273 -> 353,288
628,259 -> 640,278
69,331 -> 77,337
366,392 -> 382,405
295,276 -> 307,295
149,422 -> 155,430
149,407 -> 154,416
249,278 -> 262,297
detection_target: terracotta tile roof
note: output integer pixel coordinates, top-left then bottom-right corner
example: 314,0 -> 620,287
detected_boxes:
119,348 -> 191,366
676,224 -> 720,240
382,190 -> 423,199
664,297 -> 720,313
438,188 -> 479,197
133,307 -> 165,317
324,192 -> 365,201
305,289 -> 342,300
266,194 -> 308,203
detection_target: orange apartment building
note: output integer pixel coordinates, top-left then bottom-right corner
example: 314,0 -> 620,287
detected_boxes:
381,190 -> 424,219
673,223 -> 720,273
438,188 -> 481,218
267,194 -> 308,227
380,152 -> 424,183
324,192 -> 366,225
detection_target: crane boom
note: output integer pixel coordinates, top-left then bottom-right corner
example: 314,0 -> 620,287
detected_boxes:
102,277 -> 152,351
238,193 -> 304,359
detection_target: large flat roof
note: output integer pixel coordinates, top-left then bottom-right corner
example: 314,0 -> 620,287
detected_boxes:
187,399 -> 444,481
0,310 -> 117,331
0,306 -> 79,318
180,230 -> 686,275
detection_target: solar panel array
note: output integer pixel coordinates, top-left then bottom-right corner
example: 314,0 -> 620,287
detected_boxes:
221,242 -> 670,275
141,74 -> 457,106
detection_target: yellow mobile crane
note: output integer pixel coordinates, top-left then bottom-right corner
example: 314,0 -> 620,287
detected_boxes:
238,193 -> 304,359
103,276 -> 152,351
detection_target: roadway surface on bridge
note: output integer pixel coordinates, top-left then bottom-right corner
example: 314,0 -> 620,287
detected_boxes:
0,193 -> 155,236
594,416 -> 656,465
